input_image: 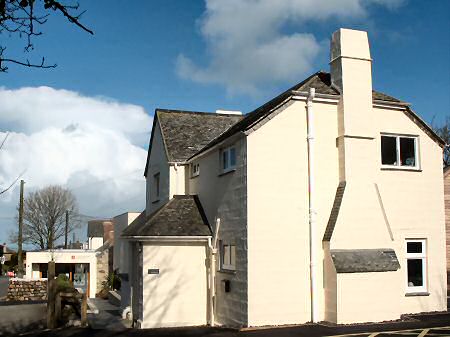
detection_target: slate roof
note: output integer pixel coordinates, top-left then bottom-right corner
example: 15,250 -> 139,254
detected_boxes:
158,109 -> 243,162
331,249 -> 400,273
122,195 -> 212,237
145,71 -> 443,170
190,71 -> 411,158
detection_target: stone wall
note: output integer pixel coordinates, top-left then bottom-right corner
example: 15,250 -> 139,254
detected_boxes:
6,279 -> 47,301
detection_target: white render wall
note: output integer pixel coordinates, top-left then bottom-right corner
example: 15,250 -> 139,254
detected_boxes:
88,237 -> 103,250
146,122 -> 171,215
113,212 -> 140,310
188,137 -> 248,327
141,242 -> 208,328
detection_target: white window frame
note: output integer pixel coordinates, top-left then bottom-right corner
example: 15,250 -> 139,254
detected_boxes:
191,163 -> 200,177
381,134 -> 419,169
220,241 -> 236,271
221,146 -> 237,173
405,239 -> 427,293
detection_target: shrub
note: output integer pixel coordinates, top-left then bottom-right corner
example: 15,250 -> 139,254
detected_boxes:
56,274 -> 75,293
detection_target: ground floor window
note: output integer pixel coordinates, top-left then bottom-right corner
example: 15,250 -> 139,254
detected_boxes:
220,241 -> 236,271
406,239 -> 427,293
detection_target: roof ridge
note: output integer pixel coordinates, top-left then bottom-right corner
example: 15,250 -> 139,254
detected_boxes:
156,108 -> 242,117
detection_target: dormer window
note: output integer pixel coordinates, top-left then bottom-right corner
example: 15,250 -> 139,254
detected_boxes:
221,146 -> 236,173
191,163 -> 200,177
381,134 -> 419,169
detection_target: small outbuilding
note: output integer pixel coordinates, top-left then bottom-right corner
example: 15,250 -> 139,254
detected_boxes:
121,195 -> 212,328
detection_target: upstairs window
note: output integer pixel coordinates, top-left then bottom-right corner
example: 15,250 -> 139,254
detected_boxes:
153,172 -> 160,200
406,239 -> 427,293
381,134 -> 418,168
191,163 -> 200,177
221,146 -> 236,173
220,241 -> 236,271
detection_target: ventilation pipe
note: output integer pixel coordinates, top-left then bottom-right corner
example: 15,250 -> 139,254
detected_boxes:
208,218 -> 221,326
306,87 -> 318,323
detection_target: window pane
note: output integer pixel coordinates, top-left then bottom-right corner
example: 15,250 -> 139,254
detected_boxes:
230,245 -> 236,267
381,136 -> 397,165
222,150 -> 228,170
407,259 -> 423,287
230,148 -> 236,167
407,242 -> 422,254
400,137 -> 416,166
223,245 -> 230,266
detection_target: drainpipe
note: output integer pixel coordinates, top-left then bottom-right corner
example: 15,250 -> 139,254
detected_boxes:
208,218 -> 221,326
307,87 -> 318,323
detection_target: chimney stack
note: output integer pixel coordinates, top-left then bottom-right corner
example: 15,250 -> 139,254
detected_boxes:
330,28 -> 375,181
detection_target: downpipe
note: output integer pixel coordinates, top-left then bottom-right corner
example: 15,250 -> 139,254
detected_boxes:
307,87 -> 318,323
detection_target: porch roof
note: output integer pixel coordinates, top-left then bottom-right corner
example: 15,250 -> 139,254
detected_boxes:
331,248 -> 400,273
121,195 -> 212,238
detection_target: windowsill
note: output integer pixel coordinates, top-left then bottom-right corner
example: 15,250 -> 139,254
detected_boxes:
381,166 -> 422,172
218,269 -> 236,275
218,168 -> 236,177
405,291 -> 430,297
151,199 -> 160,204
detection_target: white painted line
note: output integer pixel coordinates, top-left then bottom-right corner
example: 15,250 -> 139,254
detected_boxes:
418,329 -> 430,337
368,333 -> 379,337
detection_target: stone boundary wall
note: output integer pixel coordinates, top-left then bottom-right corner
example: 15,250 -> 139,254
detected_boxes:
6,279 -> 47,301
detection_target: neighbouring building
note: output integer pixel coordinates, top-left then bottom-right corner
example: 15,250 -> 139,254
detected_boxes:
122,28 -> 447,328
25,249 -> 97,298
112,212 -> 140,312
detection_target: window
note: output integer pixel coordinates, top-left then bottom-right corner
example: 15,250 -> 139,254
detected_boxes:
406,239 -> 427,293
221,146 -> 237,173
381,134 -> 418,168
191,163 -> 200,177
153,173 -> 160,200
220,241 -> 236,271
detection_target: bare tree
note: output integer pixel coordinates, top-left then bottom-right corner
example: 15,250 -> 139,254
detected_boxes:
432,117 -> 450,166
0,132 -> 24,195
21,185 -> 79,249
0,0 -> 93,72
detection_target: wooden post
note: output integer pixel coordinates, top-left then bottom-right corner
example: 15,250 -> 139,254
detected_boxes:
81,293 -> 87,327
55,292 -> 61,324
47,261 -> 56,329
17,180 -> 24,278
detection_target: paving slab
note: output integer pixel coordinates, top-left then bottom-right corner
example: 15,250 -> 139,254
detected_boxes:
86,298 -> 130,330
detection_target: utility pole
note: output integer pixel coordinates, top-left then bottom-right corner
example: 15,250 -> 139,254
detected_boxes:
17,179 -> 24,278
64,210 -> 69,249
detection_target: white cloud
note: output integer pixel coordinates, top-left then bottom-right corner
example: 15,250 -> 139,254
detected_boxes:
0,87 -> 152,246
176,0 -> 405,94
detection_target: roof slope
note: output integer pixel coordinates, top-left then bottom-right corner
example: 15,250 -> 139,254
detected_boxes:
122,195 -> 211,237
331,249 -> 400,273
191,72 -> 407,158
157,109 -> 243,162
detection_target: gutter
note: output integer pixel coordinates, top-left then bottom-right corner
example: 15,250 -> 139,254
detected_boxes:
121,236 -> 211,242
306,87 -> 318,323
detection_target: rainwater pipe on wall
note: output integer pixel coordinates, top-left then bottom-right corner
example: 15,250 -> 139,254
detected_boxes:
207,217 -> 221,326
307,87 -> 318,323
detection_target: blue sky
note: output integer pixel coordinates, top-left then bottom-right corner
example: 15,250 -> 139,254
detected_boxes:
0,0 -> 449,247
3,0 -> 449,122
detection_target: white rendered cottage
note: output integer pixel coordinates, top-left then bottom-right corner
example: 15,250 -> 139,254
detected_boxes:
122,28 -> 447,328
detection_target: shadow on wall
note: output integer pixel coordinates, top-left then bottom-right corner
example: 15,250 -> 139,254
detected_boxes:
142,244 -> 207,328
